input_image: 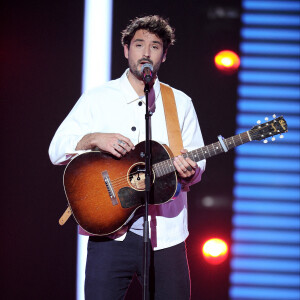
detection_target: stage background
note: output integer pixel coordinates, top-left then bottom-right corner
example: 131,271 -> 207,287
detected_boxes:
1,1 -> 240,299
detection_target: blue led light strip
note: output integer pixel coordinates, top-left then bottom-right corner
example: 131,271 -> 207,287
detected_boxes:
230,1 -> 300,299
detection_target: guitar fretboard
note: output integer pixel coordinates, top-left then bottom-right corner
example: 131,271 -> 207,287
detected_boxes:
153,131 -> 250,177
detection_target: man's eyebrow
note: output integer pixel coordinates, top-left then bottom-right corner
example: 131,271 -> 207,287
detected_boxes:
132,38 -> 162,45
132,38 -> 144,43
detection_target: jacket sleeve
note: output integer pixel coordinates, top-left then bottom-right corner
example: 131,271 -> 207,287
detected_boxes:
48,93 -> 92,165
179,95 -> 206,191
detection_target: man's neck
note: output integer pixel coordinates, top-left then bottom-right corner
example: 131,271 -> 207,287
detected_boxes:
127,70 -> 154,97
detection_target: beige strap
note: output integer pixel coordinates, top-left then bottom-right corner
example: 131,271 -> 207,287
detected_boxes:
59,206 -> 72,225
160,83 -> 183,156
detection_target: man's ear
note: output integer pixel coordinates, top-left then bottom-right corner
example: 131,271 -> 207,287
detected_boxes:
162,49 -> 168,63
124,44 -> 129,59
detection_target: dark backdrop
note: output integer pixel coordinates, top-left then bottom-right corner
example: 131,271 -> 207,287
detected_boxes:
0,1 -> 83,299
0,1 -> 240,299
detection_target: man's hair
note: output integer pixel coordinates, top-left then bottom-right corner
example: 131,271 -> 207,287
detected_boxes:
121,15 -> 175,52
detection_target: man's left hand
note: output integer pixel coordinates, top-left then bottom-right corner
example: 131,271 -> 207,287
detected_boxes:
173,149 -> 198,179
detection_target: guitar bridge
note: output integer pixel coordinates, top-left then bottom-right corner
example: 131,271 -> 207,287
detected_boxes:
102,170 -> 118,206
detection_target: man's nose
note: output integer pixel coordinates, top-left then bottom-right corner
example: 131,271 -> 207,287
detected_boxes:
143,46 -> 151,58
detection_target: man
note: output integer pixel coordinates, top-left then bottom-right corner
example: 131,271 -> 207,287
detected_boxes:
49,15 -> 206,300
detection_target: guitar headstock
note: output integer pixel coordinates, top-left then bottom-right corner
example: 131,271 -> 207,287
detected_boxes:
249,115 -> 288,142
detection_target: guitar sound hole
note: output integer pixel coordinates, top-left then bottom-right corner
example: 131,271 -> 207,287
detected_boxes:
128,163 -> 154,191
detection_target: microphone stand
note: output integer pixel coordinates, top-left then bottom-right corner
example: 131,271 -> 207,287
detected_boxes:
143,81 -> 151,300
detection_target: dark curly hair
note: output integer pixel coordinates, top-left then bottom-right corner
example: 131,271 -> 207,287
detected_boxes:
121,15 -> 175,53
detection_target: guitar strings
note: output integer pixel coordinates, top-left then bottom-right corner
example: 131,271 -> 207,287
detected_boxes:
110,170 -> 148,187
109,158 -> 174,186
109,122 -> 283,188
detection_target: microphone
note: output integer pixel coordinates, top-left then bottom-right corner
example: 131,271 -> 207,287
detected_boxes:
141,63 -> 153,83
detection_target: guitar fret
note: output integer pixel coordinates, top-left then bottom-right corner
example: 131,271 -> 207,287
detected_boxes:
215,143 -> 219,153
158,164 -> 163,176
155,158 -> 177,177
216,141 -> 224,154
197,149 -> 202,160
197,148 -> 202,160
162,160 -> 167,175
167,159 -> 174,173
233,137 -> 237,148
193,149 -> 201,161
225,137 -> 233,149
154,128 -> 254,178
168,159 -> 174,171
212,143 -> 217,154
223,132 -> 250,151
211,144 -> 216,155
233,137 -> 238,146
192,150 -> 199,161
153,165 -> 158,176
238,133 -> 243,144
161,164 -> 165,176
233,134 -> 242,147
159,161 -> 164,175
153,164 -> 160,177
188,152 -> 196,161
158,165 -> 162,177
215,142 -> 223,155
216,142 -> 221,153
210,144 -> 216,156
197,149 -> 202,161
242,132 -> 250,143
218,141 -> 224,153
203,146 -> 210,158
226,138 -> 230,149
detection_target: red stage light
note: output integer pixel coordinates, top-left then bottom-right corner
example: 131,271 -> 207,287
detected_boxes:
214,50 -> 240,73
202,238 -> 228,265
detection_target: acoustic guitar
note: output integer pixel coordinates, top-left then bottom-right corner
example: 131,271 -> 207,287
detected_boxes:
63,116 -> 287,235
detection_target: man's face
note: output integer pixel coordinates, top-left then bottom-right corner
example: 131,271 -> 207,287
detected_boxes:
124,29 -> 167,81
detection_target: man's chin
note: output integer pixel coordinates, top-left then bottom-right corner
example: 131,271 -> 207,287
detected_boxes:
129,69 -> 143,81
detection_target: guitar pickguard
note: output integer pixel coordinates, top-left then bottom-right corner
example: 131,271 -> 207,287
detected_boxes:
118,187 -> 144,208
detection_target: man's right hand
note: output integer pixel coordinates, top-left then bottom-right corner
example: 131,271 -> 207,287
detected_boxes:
76,133 -> 135,158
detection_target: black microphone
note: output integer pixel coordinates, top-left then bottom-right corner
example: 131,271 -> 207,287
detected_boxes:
141,63 -> 153,83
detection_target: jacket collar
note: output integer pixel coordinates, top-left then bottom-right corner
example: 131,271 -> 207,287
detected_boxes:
120,69 -> 161,104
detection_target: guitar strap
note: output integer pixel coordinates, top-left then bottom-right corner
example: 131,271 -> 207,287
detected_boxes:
59,205 -> 72,225
59,83 -> 184,226
160,83 -> 183,156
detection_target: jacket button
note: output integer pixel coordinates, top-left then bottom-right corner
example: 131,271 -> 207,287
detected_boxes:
138,101 -> 142,106
131,126 -> 136,131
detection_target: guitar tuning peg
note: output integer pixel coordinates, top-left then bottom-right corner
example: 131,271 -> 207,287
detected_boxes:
263,139 -> 268,144
273,114 -> 277,118
271,137 -> 276,141
265,117 -> 269,121
280,134 -> 284,139
257,120 -> 261,124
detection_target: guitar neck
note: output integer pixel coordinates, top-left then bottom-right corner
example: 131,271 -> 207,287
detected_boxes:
153,131 -> 251,177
